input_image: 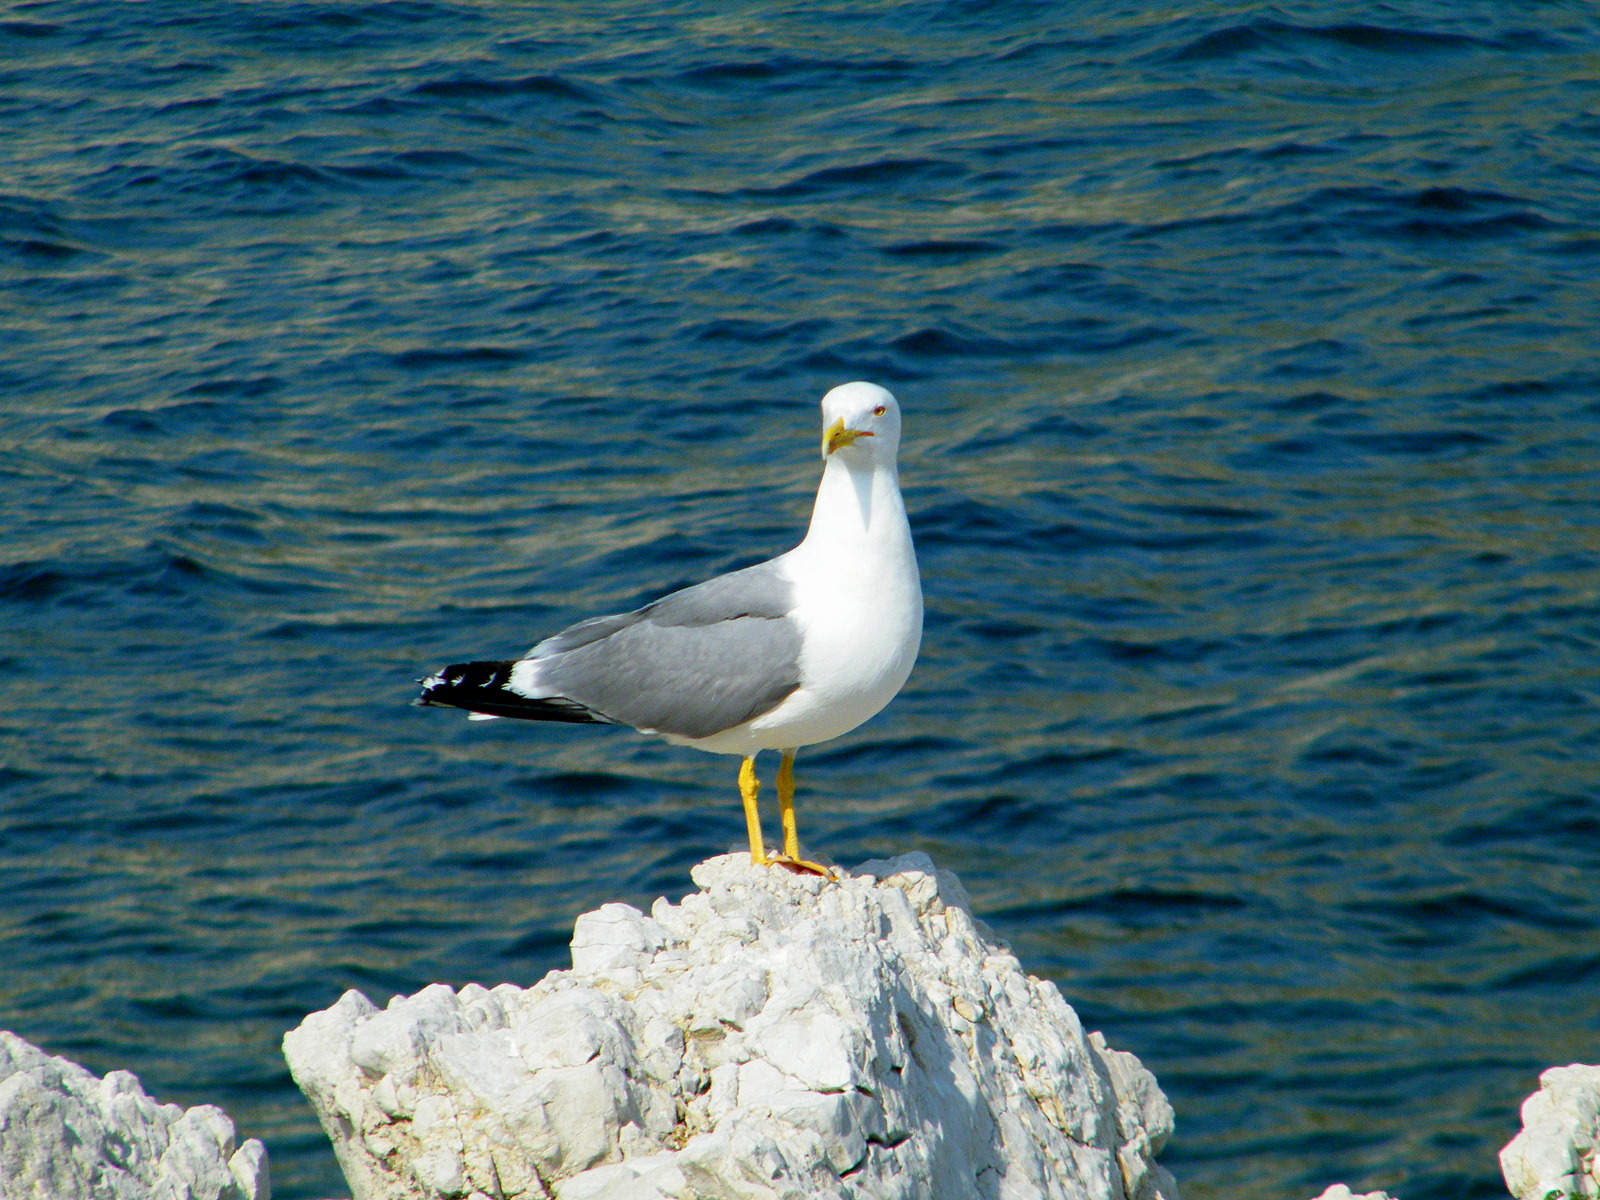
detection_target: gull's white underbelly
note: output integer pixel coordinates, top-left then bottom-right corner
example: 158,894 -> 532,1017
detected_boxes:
678,545 -> 922,756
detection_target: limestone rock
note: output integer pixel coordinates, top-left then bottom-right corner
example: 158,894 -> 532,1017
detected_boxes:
0,1030 -> 269,1200
285,851 -> 1178,1200
1309,1186 -> 1397,1200
1501,1063 -> 1600,1200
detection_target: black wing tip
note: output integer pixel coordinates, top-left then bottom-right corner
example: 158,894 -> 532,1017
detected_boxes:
414,660 -> 508,707
413,660 -> 610,725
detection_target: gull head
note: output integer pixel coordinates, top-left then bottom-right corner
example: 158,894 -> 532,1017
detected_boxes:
820,381 -> 901,461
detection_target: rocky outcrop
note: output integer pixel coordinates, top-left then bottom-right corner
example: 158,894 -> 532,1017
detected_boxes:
1501,1063 -> 1600,1200
285,852 -> 1178,1200
0,1031 -> 268,1200
1306,1063 -> 1600,1200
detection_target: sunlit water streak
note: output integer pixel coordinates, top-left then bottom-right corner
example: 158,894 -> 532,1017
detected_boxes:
3,3 -> 1599,1197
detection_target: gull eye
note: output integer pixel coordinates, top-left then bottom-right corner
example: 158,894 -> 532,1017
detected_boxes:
873,405 -> 887,416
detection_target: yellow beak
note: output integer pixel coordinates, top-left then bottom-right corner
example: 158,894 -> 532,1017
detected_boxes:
823,417 -> 874,457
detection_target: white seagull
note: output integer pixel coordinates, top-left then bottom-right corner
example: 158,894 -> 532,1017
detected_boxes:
417,381 -> 922,875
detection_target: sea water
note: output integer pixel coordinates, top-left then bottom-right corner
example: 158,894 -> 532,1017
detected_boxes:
3,4 -> 1599,1197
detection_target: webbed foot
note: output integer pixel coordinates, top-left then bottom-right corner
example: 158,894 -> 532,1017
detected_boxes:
768,853 -> 837,880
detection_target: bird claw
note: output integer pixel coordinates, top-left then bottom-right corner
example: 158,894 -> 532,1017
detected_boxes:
768,853 -> 837,880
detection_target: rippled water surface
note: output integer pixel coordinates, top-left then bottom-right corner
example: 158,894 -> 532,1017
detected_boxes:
5,3 -> 1600,1197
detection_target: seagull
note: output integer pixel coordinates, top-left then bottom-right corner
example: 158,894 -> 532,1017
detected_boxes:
416,382 -> 922,876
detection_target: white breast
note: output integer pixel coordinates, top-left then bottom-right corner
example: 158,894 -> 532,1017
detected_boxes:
760,541 -> 922,748
701,449 -> 921,753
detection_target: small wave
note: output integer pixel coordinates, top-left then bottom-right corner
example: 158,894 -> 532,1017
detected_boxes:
0,766 -> 37,792
688,317 -> 825,345
183,377 -> 283,399
1083,636 -> 1234,666
1163,21 -> 1284,62
891,326 -> 1012,358
749,156 -> 964,200
964,617 -> 1044,642
0,236 -> 80,261
1235,184 -> 1554,249
504,927 -> 571,959
806,734 -> 965,769
1005,746 -> 1138,778
1010,412 -> 1108,443
1141,501 -> 1274,525
155,94 -> 223,116
101,399 -> 259,436
0,194 -> 68,242
1446,794 -> 1600,849
166,501 -> 269,548
881,239 -> 1004,260
87,147 -> 348,216
1352,890 -> 1588,933
991,888 -> 1249,924
1395,211 -> 1552,242
732,216 -> 800,236
0,563 -> 71,604
248,1 -> 461,46
0,19 -> 59,38
674,54 -> 914,87
678,58 -> 806,84
1342,429 -> 1498,457
1465,378 -> 1564,399
1156,140 -> 1341,173
1257,140 -> 1338,161
0,537 -> 343,617
332,95 -> 424,117
101,408 -> 166,435
412,72 -> 592,102
332,148 -> 489,184
518,770 -> 637,800
191,146 -> 335,190
795,346 -> 910,381
914,497 -> 1035,552
1268,390 -> 1347,413
1317,22 -> 1481,52
1041,519 -> 1276,556
1163,17 -> 1482,65
391,345 -> 527,369
1493,952 -> 1600,991
0,548 -> 207,610
395,148 -> 485,168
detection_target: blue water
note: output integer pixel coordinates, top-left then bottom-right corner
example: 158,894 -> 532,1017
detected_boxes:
5,3 -> 1600,1197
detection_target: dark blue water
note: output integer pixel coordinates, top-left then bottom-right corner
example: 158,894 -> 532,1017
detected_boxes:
5,3 -> 1600,1197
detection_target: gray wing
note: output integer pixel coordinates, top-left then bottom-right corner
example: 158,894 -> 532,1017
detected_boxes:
525,560 -> 801,739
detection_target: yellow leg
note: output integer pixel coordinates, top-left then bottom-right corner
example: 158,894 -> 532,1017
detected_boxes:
771,749 -> 835,879
739,755 -> 768,866
778,749 -> 800,859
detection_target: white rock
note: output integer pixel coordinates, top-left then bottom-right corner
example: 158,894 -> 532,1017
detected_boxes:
1501,1063 -> 1600,1200
285,852 -> 1179,1200
554,1153 -> 687,1200
570,904 -> 670,987
1309,1186 -> 1398,1200
0,1030 -> 270,1200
